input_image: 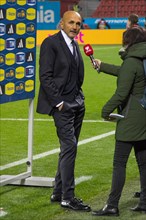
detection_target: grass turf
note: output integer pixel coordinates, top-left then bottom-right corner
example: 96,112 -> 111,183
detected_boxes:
0,45 -> 144,220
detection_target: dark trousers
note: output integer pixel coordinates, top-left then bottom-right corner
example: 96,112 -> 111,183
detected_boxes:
107,140 -> 146,208
52,100 -> 85,200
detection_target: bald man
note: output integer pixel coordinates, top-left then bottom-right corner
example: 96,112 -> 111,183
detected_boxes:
37,11 -> 91,211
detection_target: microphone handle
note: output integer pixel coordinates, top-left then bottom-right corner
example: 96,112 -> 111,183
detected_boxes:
89,55 -> 100,73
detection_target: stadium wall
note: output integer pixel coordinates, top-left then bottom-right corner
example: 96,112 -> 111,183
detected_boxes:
37,29 -> 125,45
37,1 -> 145,30
84,17 -> 145,29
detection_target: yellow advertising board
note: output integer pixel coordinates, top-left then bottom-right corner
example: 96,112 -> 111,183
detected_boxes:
37,29 -> 125,46
0,0 -> 37,104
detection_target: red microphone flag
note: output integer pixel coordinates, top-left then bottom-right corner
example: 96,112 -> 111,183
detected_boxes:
83,44 -> 94,56
83,44 -> 99,72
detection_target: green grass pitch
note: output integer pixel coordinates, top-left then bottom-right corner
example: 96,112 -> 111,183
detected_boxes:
0,45 -> 145,220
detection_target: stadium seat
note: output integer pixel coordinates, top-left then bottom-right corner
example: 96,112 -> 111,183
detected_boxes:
91,0 -> 146,18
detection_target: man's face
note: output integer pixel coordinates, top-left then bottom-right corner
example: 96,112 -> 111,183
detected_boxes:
60,12 -> 82,39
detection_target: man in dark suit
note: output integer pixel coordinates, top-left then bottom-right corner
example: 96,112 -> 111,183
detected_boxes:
37,11 -> 91,212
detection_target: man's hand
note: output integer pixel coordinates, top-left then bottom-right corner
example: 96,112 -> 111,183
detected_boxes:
58,103 -> 64,111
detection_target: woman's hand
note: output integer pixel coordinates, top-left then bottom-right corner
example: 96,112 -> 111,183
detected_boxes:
92,59 -> 101,70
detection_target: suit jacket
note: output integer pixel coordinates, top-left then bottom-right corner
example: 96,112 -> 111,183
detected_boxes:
36,31 -> 84,115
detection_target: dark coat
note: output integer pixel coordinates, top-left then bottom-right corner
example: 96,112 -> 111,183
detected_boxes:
100,42 -> 146,141
36,31 -> 84,115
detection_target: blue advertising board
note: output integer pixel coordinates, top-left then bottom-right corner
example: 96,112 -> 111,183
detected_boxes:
0,0 -> 37,104
37,2 -> 60,30
84,17 -> 145,29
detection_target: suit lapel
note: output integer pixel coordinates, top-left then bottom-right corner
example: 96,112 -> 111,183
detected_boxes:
57,31 -> 84,77
58,32 -> 72,65
74,41 -> 84,84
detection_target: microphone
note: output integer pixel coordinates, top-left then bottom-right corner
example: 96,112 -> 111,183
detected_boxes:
83,44 -> 99,72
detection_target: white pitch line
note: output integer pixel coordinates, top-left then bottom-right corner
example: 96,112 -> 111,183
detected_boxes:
75,176 -> 93,185
94,46 -> 120,50
0,118 -> 108,123
0,209 -> 8,217
78,131 -> 115,145
0,118 -> 54,122
0,130 -> 115,171
81,46 -> 120,51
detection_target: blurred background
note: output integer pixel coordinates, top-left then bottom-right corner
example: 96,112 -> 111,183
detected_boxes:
37,0 -> 146,30
36,0 -> 146,45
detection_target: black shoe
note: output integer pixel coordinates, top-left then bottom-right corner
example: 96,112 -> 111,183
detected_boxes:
92,204 -> 119,216
133,191 -> 141,198
131,205 -> 146,213
61,197 -> 91,212
50,194 -> 61,203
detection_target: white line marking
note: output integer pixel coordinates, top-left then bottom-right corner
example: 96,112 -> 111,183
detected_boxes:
0,118 -> 108,123
78,131 -> 115,145
0,131 -> 115,171
0,118 -> 54,122
93,46 -> 120,50
0,208 -> 8,217
75,176 -> 93,185
81,46 -> 120,52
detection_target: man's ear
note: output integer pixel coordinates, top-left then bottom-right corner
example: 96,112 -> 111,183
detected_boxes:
60,20 -> 63,29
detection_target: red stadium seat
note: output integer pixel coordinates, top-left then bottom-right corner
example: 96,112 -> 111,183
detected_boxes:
91,0 -> 146,18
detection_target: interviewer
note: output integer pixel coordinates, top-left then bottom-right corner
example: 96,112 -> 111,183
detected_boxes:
92,27 -> 146,216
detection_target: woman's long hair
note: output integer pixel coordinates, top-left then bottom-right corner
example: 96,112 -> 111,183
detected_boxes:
123,27 -> 146,48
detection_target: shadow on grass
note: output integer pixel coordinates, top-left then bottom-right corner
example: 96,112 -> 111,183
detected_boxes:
51,179 -> 146,220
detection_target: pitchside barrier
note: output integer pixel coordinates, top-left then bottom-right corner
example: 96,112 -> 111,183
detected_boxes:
0,0 -> 54,187
37,29 -> 125,46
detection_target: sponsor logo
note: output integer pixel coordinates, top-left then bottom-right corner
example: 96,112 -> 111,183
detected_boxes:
5,53 -> 15,65
15,81 -> 25,94
6,8 -> 16,21
26,52 -> 34,62
7,0 -> 17,5
16,22 -> 26,35
6,23 -> 16,35
17,8 -> 26,20
16,38 -> 25,49
0,23 -> 5,36
0,68 -> 5,82
26,8 -> 36,20
0,39 -> 5,51
25,79 -> 34,92
17,0 -> 26,6
26,37 -> 35,49
27,0 -> 36,6
5,68 -> 15,80
15,66 -> 25,79
0,9 -> 6,20
25,65 -> 34,77
0,85 -> 5,95
0,54 -> 5,66
26,23 -> 35,34
37,6 -> 54,24
16,52 -> 25,64
5,82 -> 15,95
6,38 -> 16,50
0,0 -> 6,6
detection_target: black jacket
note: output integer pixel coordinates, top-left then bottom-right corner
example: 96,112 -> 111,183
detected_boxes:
37,31 -> 84,115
